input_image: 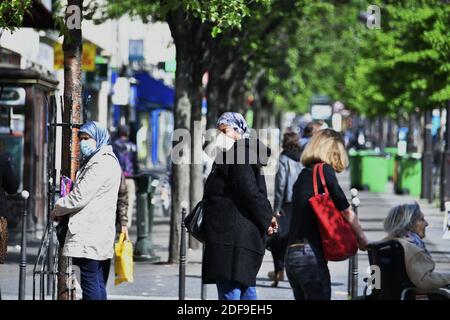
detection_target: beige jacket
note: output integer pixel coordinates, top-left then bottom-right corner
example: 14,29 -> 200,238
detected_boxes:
385,237 -> 450,290
54,146 -> 122,261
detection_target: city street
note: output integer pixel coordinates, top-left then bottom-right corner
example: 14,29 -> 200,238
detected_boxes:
2,169 -> 449,300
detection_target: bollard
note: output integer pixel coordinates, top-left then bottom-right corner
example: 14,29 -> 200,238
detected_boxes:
18,190 -> 30,300
348,188 -> 360,299
179,202 -> 187,300
134,173 -> 160,262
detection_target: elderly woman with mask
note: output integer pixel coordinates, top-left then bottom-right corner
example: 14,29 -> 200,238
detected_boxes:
383,203 -> 450,290
51,121 -> 122,300
201,112 -> 277,300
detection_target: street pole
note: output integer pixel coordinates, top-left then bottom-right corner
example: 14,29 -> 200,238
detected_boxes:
201,244 -> 207,300
422,110 -> 433,202
441,101 -> 450,211
348,188 -> 360,300
18,190 -> 30,300
179,203 -> 187,300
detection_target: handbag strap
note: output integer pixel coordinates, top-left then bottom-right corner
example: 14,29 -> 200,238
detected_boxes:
202,164 -> 218,201
312,163 -> 329,195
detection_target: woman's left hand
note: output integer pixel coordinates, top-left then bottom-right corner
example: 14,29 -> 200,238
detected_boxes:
50,209 -> 60,222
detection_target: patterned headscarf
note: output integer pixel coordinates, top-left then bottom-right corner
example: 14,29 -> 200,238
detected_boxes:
216,112 -> 250,139
78,121 -> 111,157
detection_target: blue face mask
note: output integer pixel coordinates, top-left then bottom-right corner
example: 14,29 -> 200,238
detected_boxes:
80,139 -> 97,157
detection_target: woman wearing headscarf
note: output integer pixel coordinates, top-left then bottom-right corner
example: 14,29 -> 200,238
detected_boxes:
383,203 -> 450,290
51,121 -> 122,300
202,112 -> 277,300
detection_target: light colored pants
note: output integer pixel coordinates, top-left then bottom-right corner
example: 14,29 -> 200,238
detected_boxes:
125,178 -> 136,228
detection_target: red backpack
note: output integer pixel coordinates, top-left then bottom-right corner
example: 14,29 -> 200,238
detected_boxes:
308,163 -> 358,261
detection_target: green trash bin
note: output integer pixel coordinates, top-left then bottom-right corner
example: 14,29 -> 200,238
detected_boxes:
350,149 -> 389,193
384,147 -> 398,180
395,153 -> 422,197
349,149 -> 360,189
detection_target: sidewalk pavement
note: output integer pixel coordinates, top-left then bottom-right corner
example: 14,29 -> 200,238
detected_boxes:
1,169 -> 449,300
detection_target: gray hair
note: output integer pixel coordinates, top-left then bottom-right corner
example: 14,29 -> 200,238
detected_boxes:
383,203 -> 422,237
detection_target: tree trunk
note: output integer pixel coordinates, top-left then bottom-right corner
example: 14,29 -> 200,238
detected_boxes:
58,0 -> 83,300
441,101 -> 450,211
422,110 -> 433,202
407,114 -> 416,153
167,10 -> 209,262
189,86 -> 203,249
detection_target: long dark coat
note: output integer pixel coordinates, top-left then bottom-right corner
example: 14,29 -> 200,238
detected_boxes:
0,154 -> 19,209
202,138 -> 273,287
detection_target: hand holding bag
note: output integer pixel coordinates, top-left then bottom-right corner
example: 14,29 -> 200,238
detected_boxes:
308,163 -> 358,261
184,201 -> 206,243
114,232 -> 134,285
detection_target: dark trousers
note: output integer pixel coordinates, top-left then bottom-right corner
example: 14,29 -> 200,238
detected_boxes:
102,259 -> 112,285
268,203 -> 292,272
73,257 -> 107,300
285,245 -> 331,300
269,235 -> 288,272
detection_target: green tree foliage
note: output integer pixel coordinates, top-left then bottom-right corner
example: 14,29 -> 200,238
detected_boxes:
86,0 -> 270,37
346,0 -> 450,117
255,0 -> 367,114
0,0 -> 32,32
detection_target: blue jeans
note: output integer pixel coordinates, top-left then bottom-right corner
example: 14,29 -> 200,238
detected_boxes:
216,280 -> 257,300
285,245 -> 331,300
73,258 -> 107,300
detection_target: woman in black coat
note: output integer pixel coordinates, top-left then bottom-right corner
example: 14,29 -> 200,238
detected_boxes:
202,112 -> 276,300
0,145 -> 19,267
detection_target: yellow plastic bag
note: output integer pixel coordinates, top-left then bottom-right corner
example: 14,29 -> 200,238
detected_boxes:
114,232 -> 134,285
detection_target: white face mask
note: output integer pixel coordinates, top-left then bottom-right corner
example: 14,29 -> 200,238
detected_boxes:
216,132 -> 236,151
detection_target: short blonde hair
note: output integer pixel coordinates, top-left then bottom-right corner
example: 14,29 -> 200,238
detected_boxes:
300,129 -> 349,172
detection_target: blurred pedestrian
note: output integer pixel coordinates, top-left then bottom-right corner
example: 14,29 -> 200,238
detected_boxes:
112,125 -> 137,228
383,203 -> 450,290
299,122 -> 314,152
202,112 -> 277,300
286,129 -> 368,300
267,132 -> 303,287
0,140 -> 19,264
51,121 -> 122,300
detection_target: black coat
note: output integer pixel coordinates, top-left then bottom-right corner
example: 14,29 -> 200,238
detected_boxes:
202,139 -> 273,287
0,154 -> 19,210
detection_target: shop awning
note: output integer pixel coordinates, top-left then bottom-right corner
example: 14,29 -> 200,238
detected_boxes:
134,71 -> 174,111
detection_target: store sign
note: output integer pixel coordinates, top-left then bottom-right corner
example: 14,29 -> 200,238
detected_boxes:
112,77 -> 130,105
54,42 -> 97,71
129,40 -> 144,63
0,87 -> 26,106
311,104 -> 332,120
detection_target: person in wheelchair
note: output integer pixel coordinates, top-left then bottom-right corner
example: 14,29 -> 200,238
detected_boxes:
383,203 -> 450,290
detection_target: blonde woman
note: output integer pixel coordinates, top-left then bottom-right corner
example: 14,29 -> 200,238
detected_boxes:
285,129 -> 368,300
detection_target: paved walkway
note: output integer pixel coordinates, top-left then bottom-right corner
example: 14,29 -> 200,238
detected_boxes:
1,169 -> 449,300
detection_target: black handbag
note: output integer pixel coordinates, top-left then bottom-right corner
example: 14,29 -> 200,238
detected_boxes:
184,200 -> 206,242
183,166 -> 217,243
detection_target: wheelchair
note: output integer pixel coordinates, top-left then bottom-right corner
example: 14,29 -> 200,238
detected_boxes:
363,240 -> 450,300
